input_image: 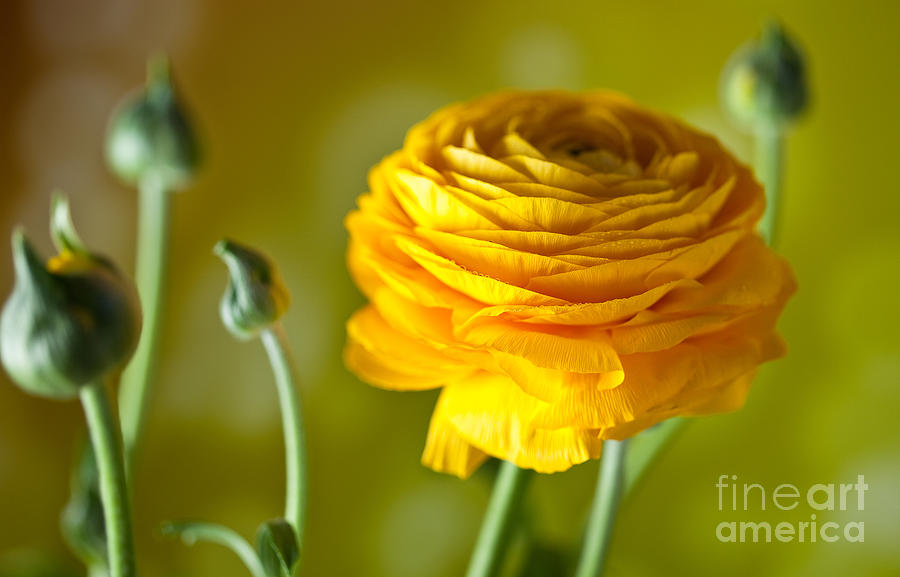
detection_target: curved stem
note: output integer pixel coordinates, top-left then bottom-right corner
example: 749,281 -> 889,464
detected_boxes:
465,460 -> 530,577
80,383 -> 136,577
574,440 -> 628,577
755,125 -> 784,245
261,324 -> 307,550
163,521 -> 266,577
119,177 -> 171,477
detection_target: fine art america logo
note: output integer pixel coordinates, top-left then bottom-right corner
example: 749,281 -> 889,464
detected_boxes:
715,475 -> 868,543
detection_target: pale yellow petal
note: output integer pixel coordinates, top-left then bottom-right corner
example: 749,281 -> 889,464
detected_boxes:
455,317 -> 624,375
531,313 -> 786,431
415,227 -> 583,286
391,169 -> 500,231
440,146 -> 531,183
462,279 -> 700,327
439,373 -> 604,474
397,237 -> 568,306
422,391 -> 489,478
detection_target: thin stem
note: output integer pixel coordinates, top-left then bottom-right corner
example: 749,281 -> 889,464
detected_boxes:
261,324 -> 307,549
163,521 -> 266,577
465,460 -> 530,577
574,440 -> 628,577
119,177 -> 171,477
79,383 -> 136,577
754,125 -> 784,245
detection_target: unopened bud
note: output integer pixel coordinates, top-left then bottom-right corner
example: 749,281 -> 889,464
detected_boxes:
105,55 -> 200,190
0,194 -> 142,399
721,21 -> 809,131
214,239 -> 290,340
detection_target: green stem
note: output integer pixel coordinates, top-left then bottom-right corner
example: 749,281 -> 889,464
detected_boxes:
164,521 -> 266,577
261,324 -> 307,549
79,383 -> 136,577
754,125 -> 784,245
465,460 -> 530,577
119,177 -> 171,477
574,440 -> 628,577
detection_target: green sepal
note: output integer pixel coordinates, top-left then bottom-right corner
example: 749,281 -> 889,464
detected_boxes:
49,192 -> 88,256
255,518 -> 299,577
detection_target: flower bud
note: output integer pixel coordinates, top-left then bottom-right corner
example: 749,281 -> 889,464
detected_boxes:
721,21 -> 809,131
214,239 -> 290,340
105,55 -> 200,190
0,195 -> 142,399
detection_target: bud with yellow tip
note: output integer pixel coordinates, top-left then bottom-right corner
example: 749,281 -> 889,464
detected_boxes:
0,194 -> 142,399
214,239 -> 290,340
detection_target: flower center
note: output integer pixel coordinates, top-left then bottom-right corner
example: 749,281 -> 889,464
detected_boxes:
552,142 -> 641,176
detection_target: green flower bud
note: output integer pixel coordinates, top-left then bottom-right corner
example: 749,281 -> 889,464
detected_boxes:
214,239 -> 290,340
105,55 -> 200,190
0,194 -> 142,399
721,21 -> 809,131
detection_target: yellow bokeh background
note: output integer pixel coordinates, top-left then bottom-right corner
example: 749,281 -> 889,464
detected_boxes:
1,1 -> 899,576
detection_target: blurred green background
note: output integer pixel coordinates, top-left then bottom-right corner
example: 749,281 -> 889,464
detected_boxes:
1,1 -> 898,576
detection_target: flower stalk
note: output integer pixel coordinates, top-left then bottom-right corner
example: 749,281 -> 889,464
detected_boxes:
118,176 -> 171,475
181,239 -> 306,576
107,55 -> 200,474
464,460 -> 530,577
261,324 -> 308,546
80,383 -> 136,577
574,440 -> 628,577
755,125 -> 783,244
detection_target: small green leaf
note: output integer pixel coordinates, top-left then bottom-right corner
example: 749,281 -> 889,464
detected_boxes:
60,440 -> 107,572
255,519 -> 299,577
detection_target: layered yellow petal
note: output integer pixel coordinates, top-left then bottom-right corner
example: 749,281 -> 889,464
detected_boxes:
344,89 -> 795,477
435,373 -> 605,474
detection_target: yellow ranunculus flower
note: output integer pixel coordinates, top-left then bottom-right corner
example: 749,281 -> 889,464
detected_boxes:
345,90 -> 795,477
